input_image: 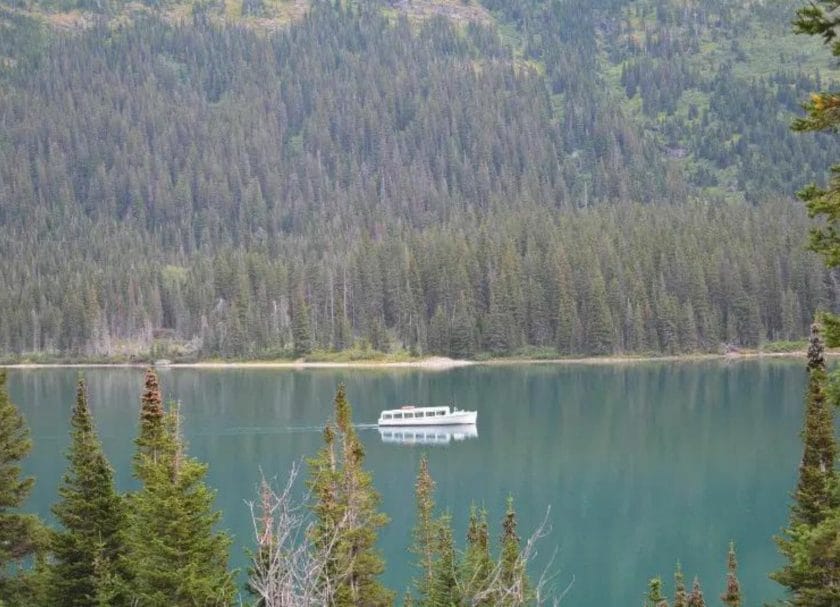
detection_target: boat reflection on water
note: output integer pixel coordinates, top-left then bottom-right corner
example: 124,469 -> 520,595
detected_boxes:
378,424 -> 478,446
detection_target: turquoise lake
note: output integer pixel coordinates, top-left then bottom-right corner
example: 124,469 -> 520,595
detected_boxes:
5,361 -> 809,605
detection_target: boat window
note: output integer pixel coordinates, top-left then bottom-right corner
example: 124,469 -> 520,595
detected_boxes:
424,411 -> 434,417
405,412 -> 414,418
394,412 -> 402,419
436,410 -> 445,416
382,413 -> 392,420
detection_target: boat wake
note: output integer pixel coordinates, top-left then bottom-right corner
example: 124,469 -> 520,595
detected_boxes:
201,423 -> 380,436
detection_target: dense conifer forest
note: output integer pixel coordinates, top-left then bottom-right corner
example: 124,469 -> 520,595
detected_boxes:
2,0 -> 840,359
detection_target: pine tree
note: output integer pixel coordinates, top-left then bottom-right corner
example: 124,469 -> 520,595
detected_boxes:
686,577 -> 705,607
427,516 -> 460,607
461,505 -> 492,605
411,455 -> 438,604
772,324 -> 839,604
134,367 -> 165,477
646,577 -> 669,607
292,289 -> 312,357
794,325 -> 837,525
496,496 -> 530,606
128,404 -> 235,606
720,542 -> 741,607
0,370 -> 46,604
672,564 -> 687,607
308,385 -> 394,607
49,377 -> 129,607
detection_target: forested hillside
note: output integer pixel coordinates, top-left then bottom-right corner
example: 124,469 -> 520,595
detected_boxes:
1,0 -> 839,359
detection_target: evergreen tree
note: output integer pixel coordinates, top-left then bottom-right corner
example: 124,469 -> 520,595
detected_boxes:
128,402 -> 235,606
308,385 -> 394,607
772,324 -> 839,604
672,564 -> 687,607
461,505 -> 492,605
687,577 -> 705,607
411,455 -> 438,604
49,377 -> 129,607
292,289 -> 313,357
496,496 -> 530,606
427,516 -> 460,607
646,577 -> 669,607
0,370 -> 46,604
720,542 -> 741,607
794,326 -> 837,526
134,368 -> 165,477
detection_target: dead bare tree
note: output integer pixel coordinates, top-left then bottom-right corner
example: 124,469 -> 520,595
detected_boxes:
245,463 -> 352,607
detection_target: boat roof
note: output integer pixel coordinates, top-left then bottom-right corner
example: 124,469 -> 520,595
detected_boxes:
380,405 -> 450,414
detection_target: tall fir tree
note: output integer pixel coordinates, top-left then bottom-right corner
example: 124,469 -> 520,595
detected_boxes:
496,496 -> 531,606
462,505 -> 493,605
794,326 -> 836,526
646,577 -> 669,607
427,516 -> 460,607
672,564 -> 687,607
686,577 -> 705,607
720,542 -> 741,607
134,367 -> 165,476
411,455 -> 438,604
49,377 -> 129,607
0,370 -> 46,604
292,289 -> 313,357
772,324 -> 839,604
127,376 -> 234,606
307,385 -> 393,607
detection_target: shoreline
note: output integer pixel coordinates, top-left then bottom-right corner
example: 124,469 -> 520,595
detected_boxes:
0,350 -> 826,370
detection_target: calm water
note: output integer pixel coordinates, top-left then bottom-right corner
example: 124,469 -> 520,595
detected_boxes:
7,361 -> 808,605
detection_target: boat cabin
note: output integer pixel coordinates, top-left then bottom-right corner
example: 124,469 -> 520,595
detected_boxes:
379,406 -> 451,421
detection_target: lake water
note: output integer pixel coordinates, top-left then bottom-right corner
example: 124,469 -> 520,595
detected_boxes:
6,361 -> 808,605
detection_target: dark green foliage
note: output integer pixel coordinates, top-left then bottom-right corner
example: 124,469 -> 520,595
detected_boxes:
128,377 -> 235,606
427,516 -> 461,607
789,1 -> 840,345
307,385 -> 394,607
0,2 -> 838,360
720,542 -> 741,607
408,459 -> 535,607
49,377 -> 129,607
687,577 -> 705,607
411,455 -> 437,603
766,4 -> 840,605
134,368 -> 165,476
497,496 -> 529,606
292,288 -> 313,358
772,325 -> 840,605
672,564 -> 687,607
646,577 -> 668,607
461,505 -> 492,604
0,370 -> 46,604
795,326 -> 836,526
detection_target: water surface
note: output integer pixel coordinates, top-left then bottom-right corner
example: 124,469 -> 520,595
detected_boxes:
7,361 -> 806,605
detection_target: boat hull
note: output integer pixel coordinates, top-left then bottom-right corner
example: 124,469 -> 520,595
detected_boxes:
378,411 -> 477,426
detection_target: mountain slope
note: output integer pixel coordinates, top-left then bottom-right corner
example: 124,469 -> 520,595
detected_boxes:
0,0 -> 838,360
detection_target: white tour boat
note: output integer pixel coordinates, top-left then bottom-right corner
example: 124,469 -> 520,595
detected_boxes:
377,405 -> 477,426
